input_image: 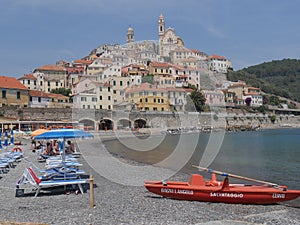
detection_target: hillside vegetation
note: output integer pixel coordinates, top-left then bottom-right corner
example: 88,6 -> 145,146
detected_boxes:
227,59 -> 300,102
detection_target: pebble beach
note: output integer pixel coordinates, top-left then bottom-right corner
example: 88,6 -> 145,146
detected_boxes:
0,136 -> 300,225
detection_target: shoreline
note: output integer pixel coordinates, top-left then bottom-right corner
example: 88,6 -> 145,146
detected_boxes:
0,134 -> 300,224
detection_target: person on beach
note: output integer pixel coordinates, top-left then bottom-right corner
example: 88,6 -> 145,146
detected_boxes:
37,142 -> 51,160
65,140 -> 75,154
50,140 -> 60,156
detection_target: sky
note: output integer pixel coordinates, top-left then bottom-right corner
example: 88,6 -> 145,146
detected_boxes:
1,0 -> 300,78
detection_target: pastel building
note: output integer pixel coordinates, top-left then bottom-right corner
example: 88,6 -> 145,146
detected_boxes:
0,76 -> 29,108
125,83 -> 170,111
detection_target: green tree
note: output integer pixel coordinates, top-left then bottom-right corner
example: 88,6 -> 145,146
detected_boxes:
142,74 -> 154,84
186,89 -> 206,112
51,88 -> 72,97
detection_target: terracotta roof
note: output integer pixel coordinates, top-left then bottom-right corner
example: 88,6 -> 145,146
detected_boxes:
126,83 -> 167,93
190,49 -> 202,53
29,90 -> 69,99
248,87 -> 260,90
73,60 -> 93,65
221,89 -> 235,94
167,87 -> 193,93
29,90 -> 50,98
245,92 -> 261,96
18,74 -> 37,80
0,76 -> 28,90
150,62 -> 170,68
35,64 -> 66,72
208,54 -> 225,60
48,93 -> 69,99
229,83 -> 248,88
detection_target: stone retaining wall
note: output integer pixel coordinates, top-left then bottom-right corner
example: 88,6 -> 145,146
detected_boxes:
0,106 -> 299,130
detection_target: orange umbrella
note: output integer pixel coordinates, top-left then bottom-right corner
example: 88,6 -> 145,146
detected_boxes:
30,129 -> 48,137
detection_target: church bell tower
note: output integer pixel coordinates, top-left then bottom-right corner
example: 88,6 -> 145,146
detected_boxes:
158,14 -> 165,41
127,25 -> 134,43
158,14 -> 165,55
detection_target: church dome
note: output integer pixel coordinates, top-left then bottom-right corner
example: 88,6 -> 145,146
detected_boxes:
127,26 -> 134,32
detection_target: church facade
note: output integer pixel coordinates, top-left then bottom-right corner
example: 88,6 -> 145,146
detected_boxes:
158,14 -> 184,57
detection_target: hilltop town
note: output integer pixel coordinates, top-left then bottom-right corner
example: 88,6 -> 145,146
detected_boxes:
0,14 -> 299,131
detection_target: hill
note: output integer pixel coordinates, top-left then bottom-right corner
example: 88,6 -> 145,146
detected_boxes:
227,59 -> 300,102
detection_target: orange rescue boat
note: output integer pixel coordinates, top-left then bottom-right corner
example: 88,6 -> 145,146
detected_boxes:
144,166 -> 300,205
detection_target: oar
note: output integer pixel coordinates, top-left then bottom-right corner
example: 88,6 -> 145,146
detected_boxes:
192,165 -> 284,189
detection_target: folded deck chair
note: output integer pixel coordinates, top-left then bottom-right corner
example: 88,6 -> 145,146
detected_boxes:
16,167 -> 87,197
0,162 -> 9,173
23,158 -> 85,180
45,161 -> 83,170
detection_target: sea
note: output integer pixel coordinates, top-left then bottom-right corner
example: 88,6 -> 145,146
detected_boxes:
104,128 -> 300,191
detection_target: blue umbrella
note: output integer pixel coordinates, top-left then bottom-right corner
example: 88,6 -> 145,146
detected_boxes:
4,131 -> 8,147
10,130 -> 14,145
34,129 -> 93,140
34,129 -> 93,178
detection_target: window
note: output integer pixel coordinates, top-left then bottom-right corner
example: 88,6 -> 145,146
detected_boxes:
92,97 -> 97,102
56,82 -> 59,86
27,80 -> 30,85
113,90 -> 117,94
30,96 -> 32,102
161,99 -> 164,103
108,96 -> 111,100
145,98 -> 148,103
38,97 -> 41,103
140,98 -> 142,103
108,87 -> 111,92
17,91 -> 20,100
34,80 -> 37,85
2,90 -> 6,99
99,96 -> 102,100
120,81 -> 123,86
113,81 -> 116,86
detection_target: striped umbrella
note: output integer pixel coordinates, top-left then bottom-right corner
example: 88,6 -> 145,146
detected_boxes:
10,130 -> 14,145
4,131 -> 8,146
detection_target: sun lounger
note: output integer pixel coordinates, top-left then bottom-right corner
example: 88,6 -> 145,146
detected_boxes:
0,162 -> 9,173
45,161 -> 83,170
16,167 -> 88,197
24,158 -> 85,180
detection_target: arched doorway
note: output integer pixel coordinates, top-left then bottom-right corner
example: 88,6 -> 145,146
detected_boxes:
99,119 -> 114,131
79,119 -> 95,131
117,119 -> 132,130
134,118 -> 147,128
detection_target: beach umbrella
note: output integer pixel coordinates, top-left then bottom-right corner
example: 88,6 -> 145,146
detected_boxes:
4,131 -> 8,147
30,129 -> 48,137
10,130 -> 14,145
34,129 -> 93,178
